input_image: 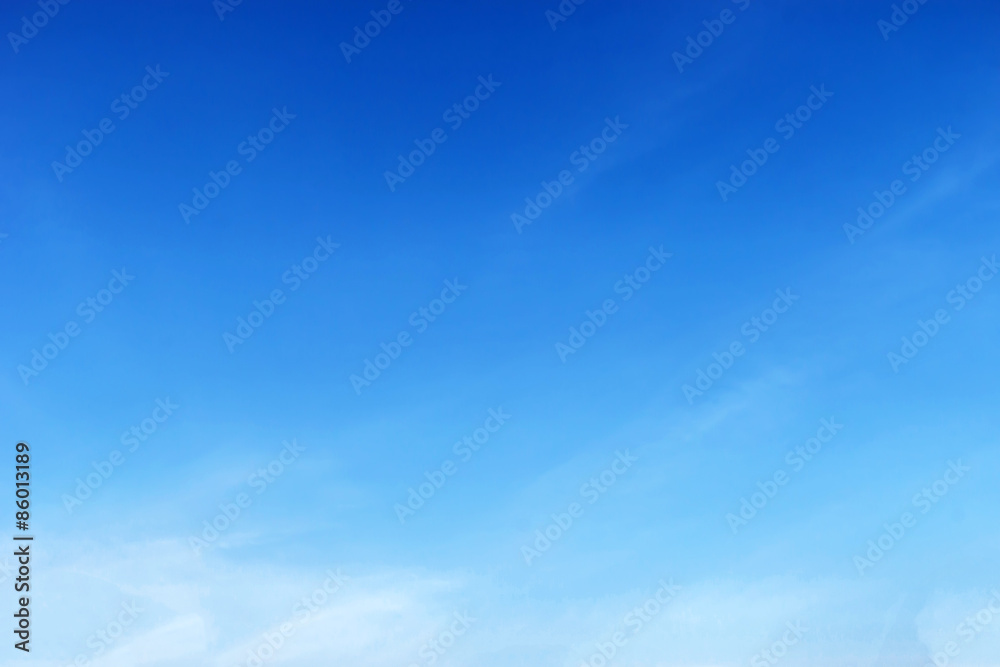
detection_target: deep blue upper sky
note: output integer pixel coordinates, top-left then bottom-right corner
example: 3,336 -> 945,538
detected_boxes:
2,1 -> 999,665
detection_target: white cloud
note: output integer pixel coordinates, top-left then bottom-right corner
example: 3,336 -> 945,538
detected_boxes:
24,536 -> 977,667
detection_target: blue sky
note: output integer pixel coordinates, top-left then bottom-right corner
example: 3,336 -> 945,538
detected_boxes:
2,0 -> 999,665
